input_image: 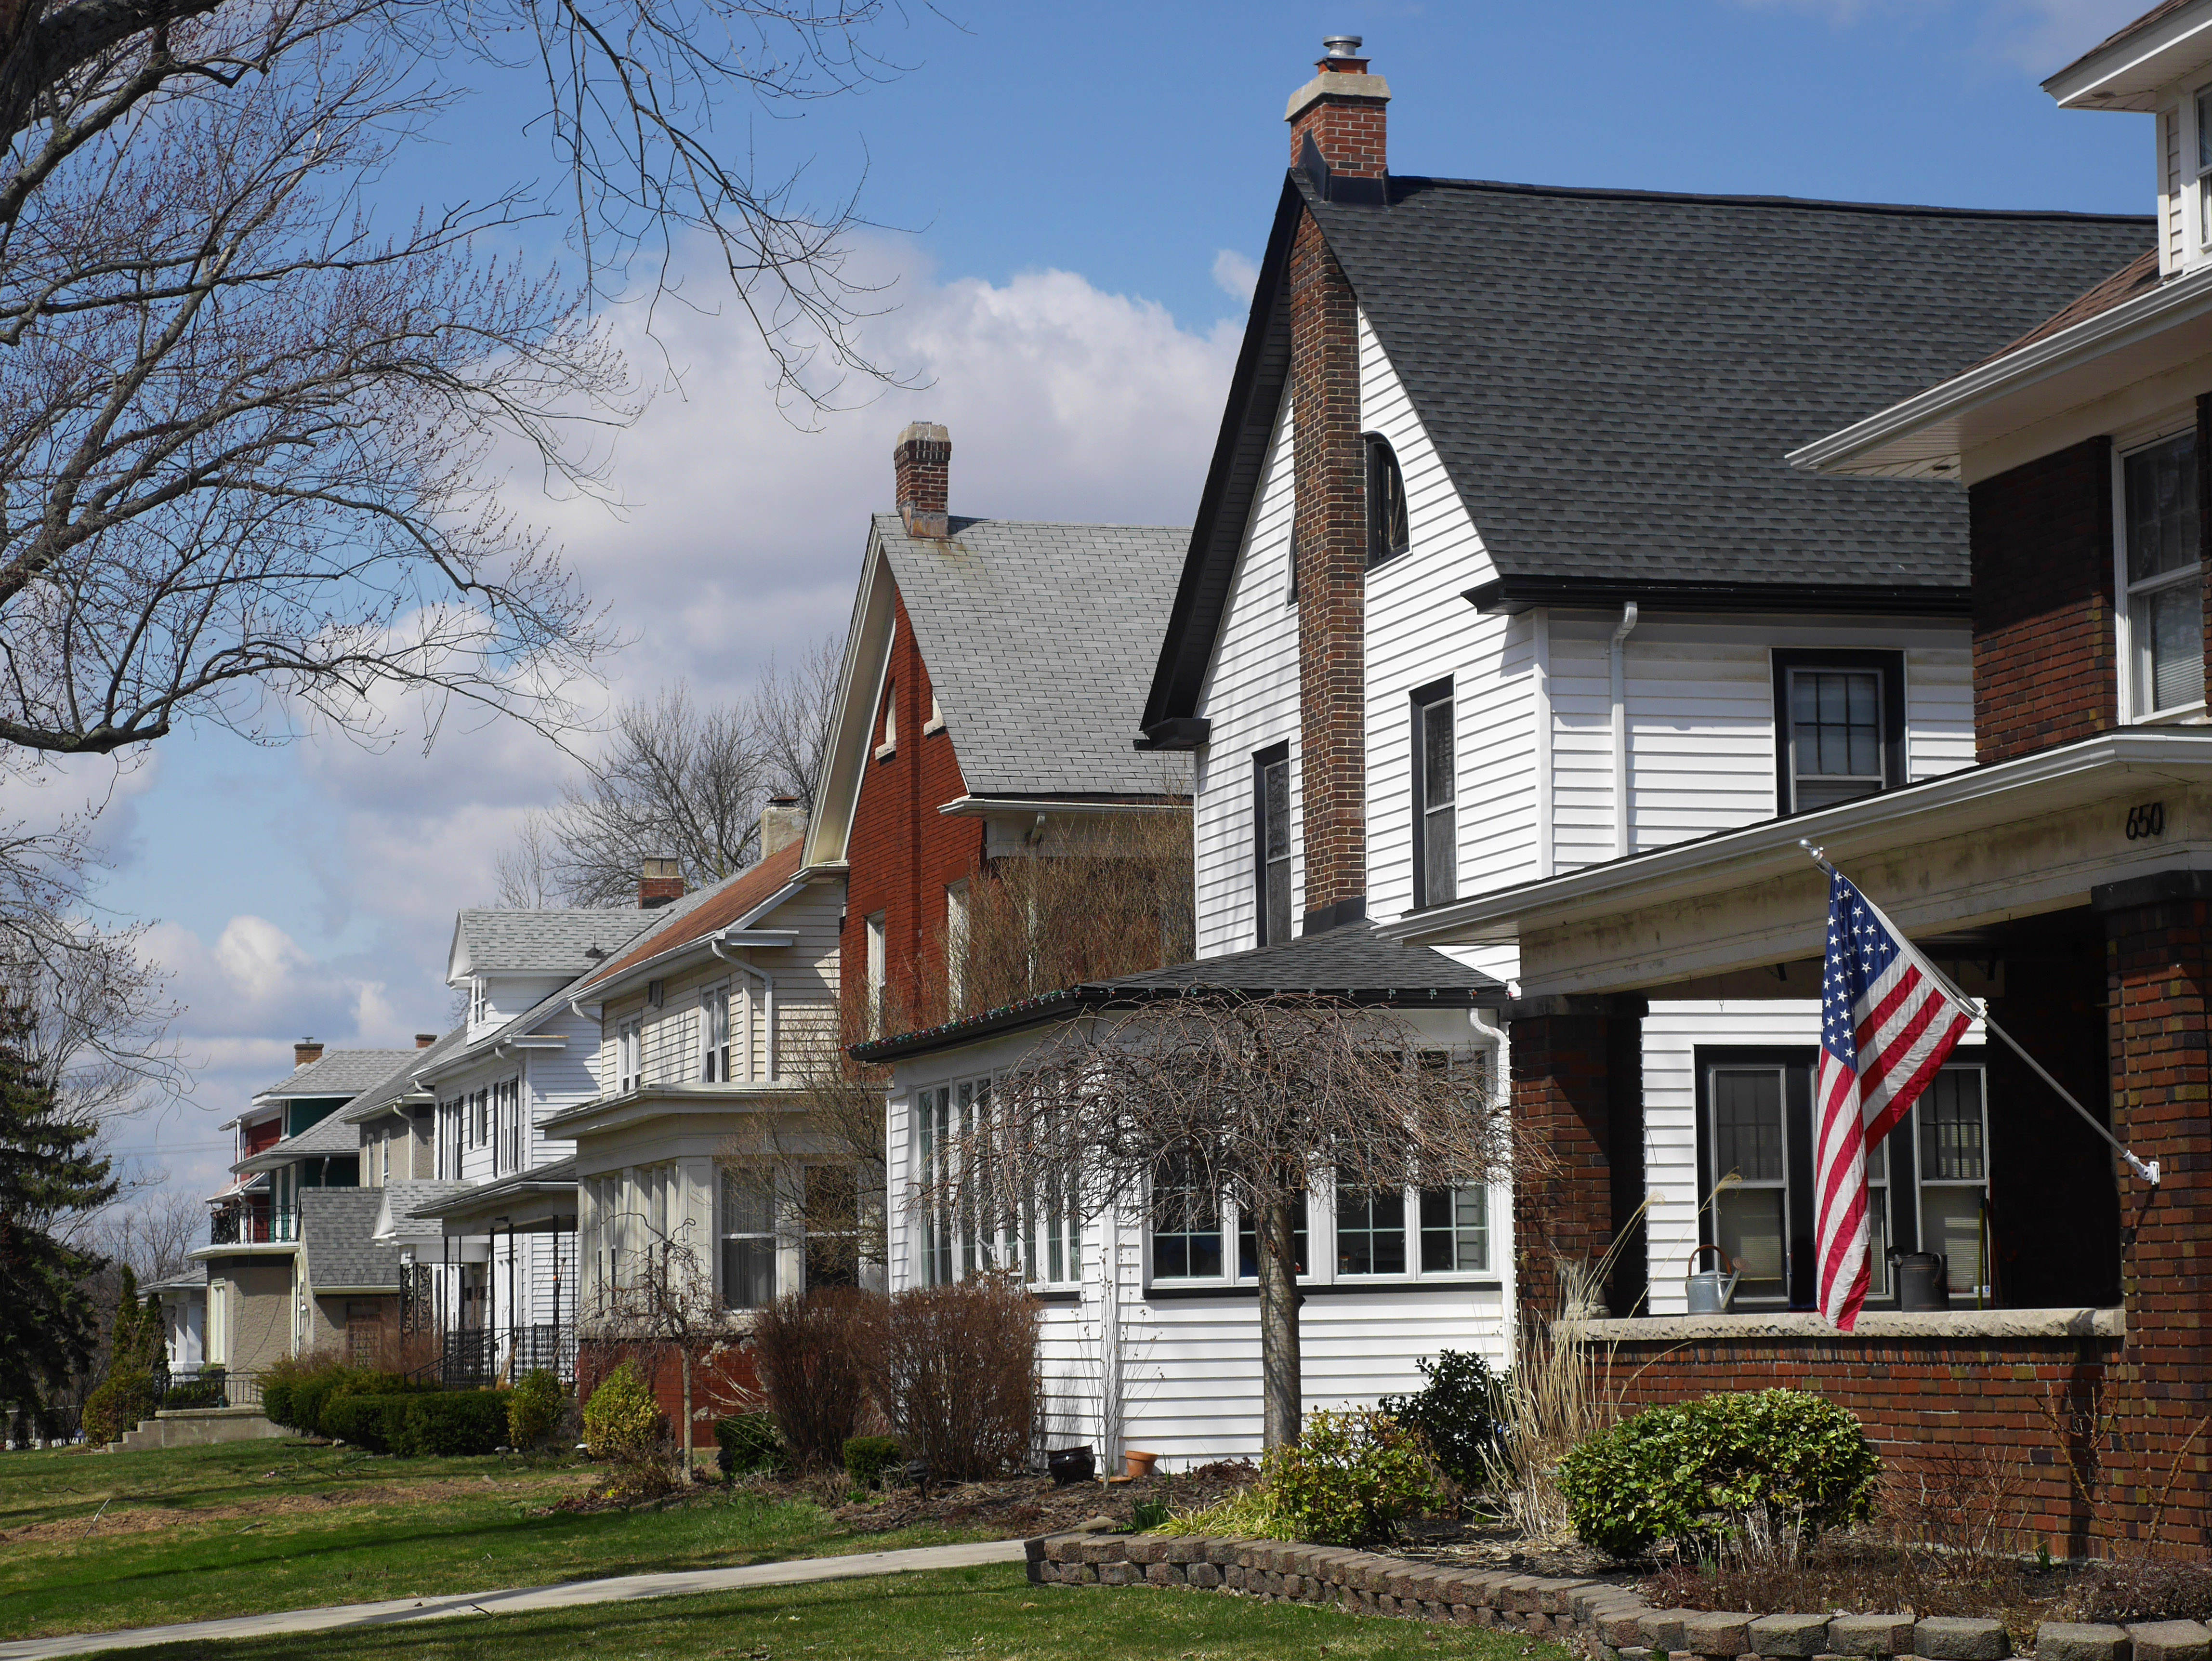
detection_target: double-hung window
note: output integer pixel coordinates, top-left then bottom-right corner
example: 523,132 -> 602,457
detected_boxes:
719,1172 -> 776,1308
1697,1048 -> 1988,1309
2198,85 -> 2212,251
1410,678 -> 1456,907
1772,650 -> 1904,815
616,1017 -> 641,1094
700,985 -> 732,1082
915,1085 -> 954,1285
492,1078 -> 522,1174
2122,429 -> 2203,718
1253,743 -> 1293,947
1149,1153 -> 1222,1280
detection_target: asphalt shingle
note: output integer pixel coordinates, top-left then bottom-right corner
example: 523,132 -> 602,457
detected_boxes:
451,907 -> 665,977
876,514 -> 1191,798
299,1188 -> 403,1292
253,1050 -> 418,1102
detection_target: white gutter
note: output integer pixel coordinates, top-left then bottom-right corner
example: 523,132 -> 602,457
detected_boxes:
1788,265 -> 2212,478
1608,603 -> 1639,861
936,795 -> 1189,817
576,877 -> 812,1002
709,940 -> 777,1080
1380,728 -> 2212,947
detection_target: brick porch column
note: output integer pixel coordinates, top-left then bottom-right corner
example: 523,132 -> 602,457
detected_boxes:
1507,995 -> 1647,1320
2095,870 -> 2212,1554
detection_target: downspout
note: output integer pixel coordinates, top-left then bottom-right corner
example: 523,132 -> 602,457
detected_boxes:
1531,609 -> 1554,878
710,940 -> 776,1081
1608,602 -> 1640,861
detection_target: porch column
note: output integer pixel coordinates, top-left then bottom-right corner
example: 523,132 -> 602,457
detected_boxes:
1506,994 -> 1647,1320
2095,870 -> 2212,1553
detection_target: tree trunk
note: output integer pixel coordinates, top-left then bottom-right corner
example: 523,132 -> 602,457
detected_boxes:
1257,1198 -> 1302,1450
681,1348 -> 694,1483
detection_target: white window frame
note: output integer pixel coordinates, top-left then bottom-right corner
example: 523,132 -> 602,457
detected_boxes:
492,1076 -> 523,1174
468,978 -> 487,1026
875,681 -> 897,760
2113,418 -> 2206,725
718,1167 -> 777,1309
865,913 -> 887,1038
699,982 -> 732,1083
616,1017 -> 641,1094
911,1073 -> 1080,1289
944,881 -> 969,1013
2194,82 -> 2212,253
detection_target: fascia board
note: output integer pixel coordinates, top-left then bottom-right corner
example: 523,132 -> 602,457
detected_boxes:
1383,731 -> 2212,946
802,536 -> 897,870
446,914 -> 471,986
578,882 -> 813,1006
935,795 -> 1190,817
540,1083 -> 803,1138
1788,266 -> 2212,477
2044,3 -> 2212,109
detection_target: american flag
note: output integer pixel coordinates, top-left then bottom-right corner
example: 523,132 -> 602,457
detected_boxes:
1815,869 -> 1975,1331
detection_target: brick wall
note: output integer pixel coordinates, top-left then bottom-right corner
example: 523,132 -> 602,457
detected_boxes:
1289,203 -> 1367,932
1609,1336 -> 2113,1560
1509,999 -> 1646,1319
840,586 -> 982,1036
1288,80 -> 1387,178
1970,436 -> 2117,765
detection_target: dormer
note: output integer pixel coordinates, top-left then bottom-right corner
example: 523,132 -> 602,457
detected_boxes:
2047,0 -> 2212,277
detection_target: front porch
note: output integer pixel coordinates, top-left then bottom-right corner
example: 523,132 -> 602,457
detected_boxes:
1388,729 -> 2212,1555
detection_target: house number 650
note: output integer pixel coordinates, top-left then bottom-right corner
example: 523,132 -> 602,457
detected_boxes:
2126,802 -> 2166,840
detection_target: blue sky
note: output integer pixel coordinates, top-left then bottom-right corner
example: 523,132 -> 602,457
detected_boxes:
88,0 -> 2151,1194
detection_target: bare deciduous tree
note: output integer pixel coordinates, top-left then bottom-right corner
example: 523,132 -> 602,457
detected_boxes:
719,1018 -> 888,1283
583,1217 -> 747,1481
922,994 -> 1523,1450
752,634 -> 842,813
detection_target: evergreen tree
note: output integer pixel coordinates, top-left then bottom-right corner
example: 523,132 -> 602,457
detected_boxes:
0,1032 -> 116,1422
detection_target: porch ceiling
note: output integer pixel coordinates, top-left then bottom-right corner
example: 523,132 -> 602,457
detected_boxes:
1385,731 -> 2212,998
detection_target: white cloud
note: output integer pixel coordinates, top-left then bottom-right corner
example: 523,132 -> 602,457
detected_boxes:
1212,249 -> 1261,302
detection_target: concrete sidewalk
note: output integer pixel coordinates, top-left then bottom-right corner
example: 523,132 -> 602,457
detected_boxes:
0,1538 -> 1030,1660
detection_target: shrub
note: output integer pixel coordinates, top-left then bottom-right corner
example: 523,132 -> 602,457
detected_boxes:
1263,1407 -> 1443,1546
82,1370 -> 157,1445
843,1435 -> 903,1490
161,1374 -> 226,1411
751,1292 -> 876,1470
715,1412 -> 785,1477
583,1360 -> 666,1464
402,1391 -> 511,1457
1379,1351 -> 1507,1489
508,1370 -> 564,1451
869,1277 -> 1038,1482
1556,1388 -> 1879,1559
323,1393 -> 414,1453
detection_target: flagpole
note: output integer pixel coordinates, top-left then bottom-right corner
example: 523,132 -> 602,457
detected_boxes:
1799,841 -> 2159,1187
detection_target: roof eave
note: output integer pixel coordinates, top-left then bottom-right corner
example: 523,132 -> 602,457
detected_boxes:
1463,576 -> 1971,618
2043,0 -> 2212,111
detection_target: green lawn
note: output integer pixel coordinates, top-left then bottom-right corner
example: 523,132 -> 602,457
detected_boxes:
0,1440 -> 994,1643
84,1562 -> 1580,1661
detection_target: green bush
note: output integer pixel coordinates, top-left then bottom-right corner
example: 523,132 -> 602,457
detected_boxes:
1263,1408 -> 1442,1546
162,1372 -> 226,1411
402,1391 -> 511,1457
714,1412 -> 784,1476
82,1369 -> 157,1444
508,1370 -> 564,1451
322,1393 -> 414,1453
1379,1351 -> 1509,1489
583,1361 -> 664,1464
1556,1388 -> 1880,1559
843,1435 -> 903,1490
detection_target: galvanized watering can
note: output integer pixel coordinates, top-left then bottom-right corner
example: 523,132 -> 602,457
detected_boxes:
1685,1244 -> 1742,1314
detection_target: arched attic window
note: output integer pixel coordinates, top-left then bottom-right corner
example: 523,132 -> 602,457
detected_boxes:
1365,435 -> 1409,567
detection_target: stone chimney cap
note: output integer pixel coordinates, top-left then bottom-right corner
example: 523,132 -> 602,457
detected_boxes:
895,421 -> 950,451
294,1039 -> 324,1070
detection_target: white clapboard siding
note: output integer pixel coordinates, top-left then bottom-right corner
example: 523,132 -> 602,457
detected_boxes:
2166,106 -> 2184,276
1193,389 -> 1302,960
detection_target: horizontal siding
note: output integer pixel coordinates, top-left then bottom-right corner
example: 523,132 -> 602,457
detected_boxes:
1193,389 -> 1301,959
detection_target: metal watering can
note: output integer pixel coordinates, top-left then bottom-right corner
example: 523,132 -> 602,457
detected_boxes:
1685,1244 -> 1742,1314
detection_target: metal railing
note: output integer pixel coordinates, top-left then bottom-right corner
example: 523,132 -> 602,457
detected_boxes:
208,1208 -> 297,1245
434,1325 -> 575,1387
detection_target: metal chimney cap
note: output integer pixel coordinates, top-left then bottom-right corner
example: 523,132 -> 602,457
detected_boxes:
1323,34 -> 1363,58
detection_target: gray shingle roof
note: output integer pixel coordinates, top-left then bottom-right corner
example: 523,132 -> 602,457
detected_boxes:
1106,927 -> 1502,996
877,514 -> 1191,797
236,1104 -> 364,1171
299,1188 -> 402,1292
452,907 -> 663,977
1308,177 -> 2151,595
340,1028 -> 469,1123
376,1180 -> 474,1239
1145,172 -> 2152,728
254,1050 -> 418,1102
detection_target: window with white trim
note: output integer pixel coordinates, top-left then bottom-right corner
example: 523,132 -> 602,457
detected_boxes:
719,1169 -> 776,1309
912,1075 -> 1078,1287
493,1077 -> 522,1174
945,881 -> 969,1013
468,978 -> 487,1026
616,1017 -> 641,1094
1253,743 -> 1292,947
2197,84 -> 2212,249
865,913 -> 887,1038
2123,428 -> 2203,717
700,984 -> 732,1082
1149,1152 -> 1222,1280
1411,678 -> 1455,908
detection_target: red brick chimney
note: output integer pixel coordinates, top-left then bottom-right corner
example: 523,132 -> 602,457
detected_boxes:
894,422 -> 950,539
415,1033 -> 437,1050
294,1039 -> 324,1070
639,854 -> 685,910
1286,34 -> 1389,181
1286,38 -> 1385,936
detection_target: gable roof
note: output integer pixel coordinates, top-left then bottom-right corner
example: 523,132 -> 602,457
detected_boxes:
574,839 -> 808,993
341,1028 -> 469,1123
1143,172 -> 2150,733
253,1049 -> 418,1103
298,1188 -> 402,1293
851,925 -> 1503,1063
874,514 -> 1189,796
448,906 -> 664,981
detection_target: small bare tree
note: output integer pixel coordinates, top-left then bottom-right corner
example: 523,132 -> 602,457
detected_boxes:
923,993 -> 1523,1450
584,1216 -> 745,1482
720,1018 -> 888,1285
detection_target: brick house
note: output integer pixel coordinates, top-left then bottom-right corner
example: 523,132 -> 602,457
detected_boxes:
1388,0 -> 2212,1556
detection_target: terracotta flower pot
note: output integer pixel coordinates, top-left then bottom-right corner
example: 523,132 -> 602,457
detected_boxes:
1123,1449 -> 1159,1479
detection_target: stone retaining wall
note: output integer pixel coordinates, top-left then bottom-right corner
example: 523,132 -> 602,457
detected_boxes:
1022,1527 -> 2212,1661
